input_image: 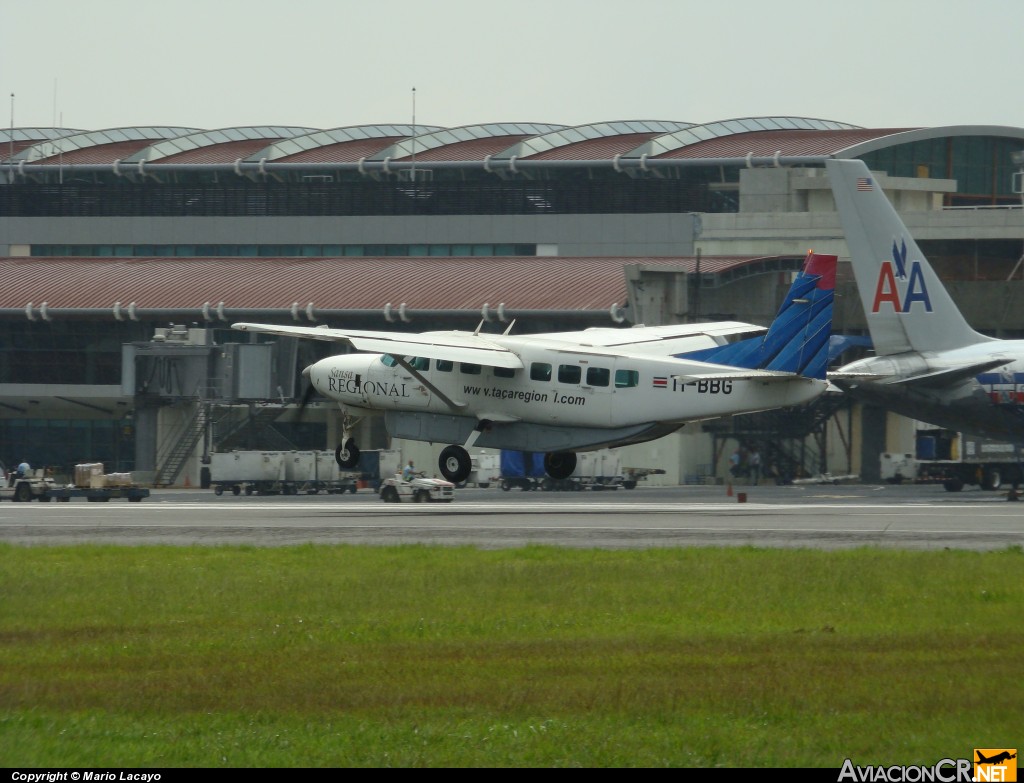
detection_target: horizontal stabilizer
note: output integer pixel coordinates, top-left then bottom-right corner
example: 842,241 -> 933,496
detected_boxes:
887,357 -> 1014,388
673,369 -> 819,384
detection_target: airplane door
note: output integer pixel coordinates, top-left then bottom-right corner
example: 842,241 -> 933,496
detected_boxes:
568,360 -> 614,426
366,355 -> 432,409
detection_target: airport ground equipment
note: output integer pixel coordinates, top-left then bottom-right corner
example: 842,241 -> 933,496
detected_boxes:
1,463 -> 150,502
210,450 -> 358,496
884,428 -> 1024,492
0,467 -> 59,502
378,472 -> 455,503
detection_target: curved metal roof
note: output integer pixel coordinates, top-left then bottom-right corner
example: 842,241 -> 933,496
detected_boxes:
257,125 -> 444,162
367,123 -> 565,162
4,118 -> 1021,173
661,127 -> 913,159
834,124 -> 1024,158
12,127 -> 201,163
627,117 -> 860,159
492,120 -> 691,160
123,126 -> 316,163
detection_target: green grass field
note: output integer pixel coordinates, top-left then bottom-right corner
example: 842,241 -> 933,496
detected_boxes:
1,543 -> 1021,767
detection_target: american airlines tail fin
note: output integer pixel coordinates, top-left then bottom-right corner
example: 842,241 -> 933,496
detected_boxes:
677,250 -> 836,379
825,158 -> 992,356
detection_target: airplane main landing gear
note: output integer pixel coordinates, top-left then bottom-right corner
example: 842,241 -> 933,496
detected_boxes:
544,451 -> 577,480
439,445 -> 472,484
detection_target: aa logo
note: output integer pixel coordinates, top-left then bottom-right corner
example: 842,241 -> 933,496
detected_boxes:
871,239 -> 933,314
974,749 -> 1017,781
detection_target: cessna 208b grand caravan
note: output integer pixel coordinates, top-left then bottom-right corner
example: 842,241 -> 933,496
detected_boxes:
233,252 -> 835,484
827,157 -> 1024,444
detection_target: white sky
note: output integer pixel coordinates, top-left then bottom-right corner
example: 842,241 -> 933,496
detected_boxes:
2,0 -> 1022,133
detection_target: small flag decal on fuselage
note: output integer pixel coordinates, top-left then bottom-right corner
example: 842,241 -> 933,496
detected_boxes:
856,177 -> 873,191
653,377 -> 668,388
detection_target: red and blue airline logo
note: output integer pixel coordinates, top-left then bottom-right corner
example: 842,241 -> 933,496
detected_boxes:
872,239 -> 932,313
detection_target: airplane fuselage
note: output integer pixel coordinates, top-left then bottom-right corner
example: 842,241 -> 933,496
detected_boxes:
835,342 -> 1024,443
308,333 -> 825,446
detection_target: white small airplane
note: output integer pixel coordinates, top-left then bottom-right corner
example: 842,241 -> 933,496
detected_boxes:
827,157 -> 1024,443
233,252 -> 835,484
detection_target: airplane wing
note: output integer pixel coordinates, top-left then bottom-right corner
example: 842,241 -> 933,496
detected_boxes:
232,323 -> 524,369
539,321 -> 767,348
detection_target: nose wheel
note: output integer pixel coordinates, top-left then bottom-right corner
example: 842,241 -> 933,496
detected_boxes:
335,438 -> 360,469
439,445 -> 472,483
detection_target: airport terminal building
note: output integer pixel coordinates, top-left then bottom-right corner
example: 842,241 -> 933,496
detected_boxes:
2,117 -> 1023,484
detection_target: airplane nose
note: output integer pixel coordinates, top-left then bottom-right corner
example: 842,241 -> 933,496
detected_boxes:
302,364 -> 313,379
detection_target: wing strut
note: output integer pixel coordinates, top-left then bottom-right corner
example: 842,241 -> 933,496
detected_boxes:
391,355 -> 467,411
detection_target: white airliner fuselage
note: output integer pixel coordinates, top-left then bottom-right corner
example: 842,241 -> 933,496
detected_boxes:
308,333 -> 825,432
826,158 -> 1024,444
233,250 -> 834,483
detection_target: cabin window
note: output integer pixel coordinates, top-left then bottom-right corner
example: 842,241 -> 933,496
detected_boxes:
381,355 -> 398,367
615,369 -> 639,388
530,362 -> 552,382
558,364 -> 582,384
436,360 -> 453,372
408,356 -> 430,371
587,367 -> 610,387
460,363 -> 482,375
494,366 -> 515,379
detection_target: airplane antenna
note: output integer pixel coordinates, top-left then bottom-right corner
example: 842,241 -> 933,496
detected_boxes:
473,319 -> 485,335
502,319 -> 516,335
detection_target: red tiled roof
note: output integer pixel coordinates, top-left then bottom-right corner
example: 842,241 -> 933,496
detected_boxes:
30,139 -> 162,165
0,255 -> 779,313
401,135 -> 534,162
658,128 -> 915,159
154,139 -> 278,165
277,138 -> 406,163
527,132 -> 663,161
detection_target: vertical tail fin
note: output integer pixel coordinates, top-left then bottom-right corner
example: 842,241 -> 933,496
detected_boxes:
677,250 -> 836,379
825,158 -> 991,355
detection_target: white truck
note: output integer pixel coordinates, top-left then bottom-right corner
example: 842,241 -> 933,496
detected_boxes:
882,428 -> 1023,492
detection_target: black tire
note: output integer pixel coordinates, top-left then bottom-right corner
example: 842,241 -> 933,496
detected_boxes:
336,439 -> 360,470
623,480 -> 637,490
501,480 -> 512,492
233,485 -> 242,496
414,489 -> 430,503
982,468 -> 1002,491
438,445 -> 472,483
14,482 -> 32,502
478,482 -> 490,489
943,477 -> 964,492
243,485 -> 252,496
381,485 -> 400,503
214,485 -> 224,496
544,451 -> 577,480
348,484 -> 358,494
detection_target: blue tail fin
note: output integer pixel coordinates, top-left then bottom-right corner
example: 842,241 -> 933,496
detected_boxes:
676,251 -> 836,379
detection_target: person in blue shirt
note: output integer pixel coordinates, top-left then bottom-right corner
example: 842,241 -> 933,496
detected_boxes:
402,460 -> 417,481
